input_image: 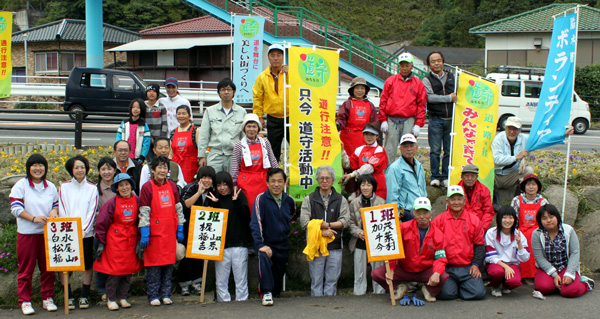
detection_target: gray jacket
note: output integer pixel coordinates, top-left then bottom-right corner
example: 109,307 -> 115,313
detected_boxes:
531,224 -> 580,280
348,194 -> 386,252
197,102 -> 246,157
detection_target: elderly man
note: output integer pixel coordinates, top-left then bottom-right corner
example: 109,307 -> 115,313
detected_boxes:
197,78 -> 246,173
300,165 -> 349,296
250,168 -> 296,306
378,53 -> 427,164
385,134 -> 427,222
139,137 -> 186,190
372,197 -> 449,305
422,51 -> 456,187
113,140 -> 142,193
457,164 -> 494,231
432,186 -> 486,300
253,44 -> 289,162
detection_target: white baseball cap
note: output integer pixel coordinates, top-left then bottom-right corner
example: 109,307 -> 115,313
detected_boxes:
398,52 -> 414,64
413,197 -> 432,211
400,133 -> 417,145
268,44 -> 284,54
447,185 -> 465,197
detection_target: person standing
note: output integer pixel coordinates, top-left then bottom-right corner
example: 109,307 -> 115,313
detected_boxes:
457,164 -> 494,231
116,98 -> 151,164
113,140 -> 143,194
139,137 -> 187,191
253,44 -> 289,162
378,53 -> 426,163
159,77 -> 192,134
422,51 -> 456,187
197,78 -> 246,173
170,105 -> 200,183
145,83 -> 168,163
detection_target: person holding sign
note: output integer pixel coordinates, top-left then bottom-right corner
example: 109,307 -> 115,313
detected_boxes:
139,156 -> 186,306
300,165 -> 350,297
372,197 -> 449,305
348,174 -> 386,295
385,133 -> 426,222
94,173 -> 143,310
10,154 -> 59,315
432,186 -> 486,300
55,155 -> 99,310
250,168 -> 296,306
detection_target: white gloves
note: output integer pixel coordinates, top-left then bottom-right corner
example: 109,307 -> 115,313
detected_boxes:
380,121 -> 388,133
412,125 -> 421,137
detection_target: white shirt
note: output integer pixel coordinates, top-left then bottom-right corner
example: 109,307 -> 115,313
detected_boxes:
58,177 -> 99,238
484,227 -> 530,265
159,95 -> 192,133
10,178 -> 59,235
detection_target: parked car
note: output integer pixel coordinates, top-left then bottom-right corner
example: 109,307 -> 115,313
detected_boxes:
487,69 -> 591,134
63,67 -> 151,120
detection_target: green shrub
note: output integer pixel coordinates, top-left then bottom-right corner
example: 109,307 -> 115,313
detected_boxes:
0,224 -> 18,273
14,103 -> 57,110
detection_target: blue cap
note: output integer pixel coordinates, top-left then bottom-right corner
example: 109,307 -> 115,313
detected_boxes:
111,173 -> 136,194
165,77 -> 178,87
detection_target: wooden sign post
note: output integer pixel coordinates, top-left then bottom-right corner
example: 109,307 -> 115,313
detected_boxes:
44,217 -> 85,314
185,206 -> 229,303
360,204 -> 404,306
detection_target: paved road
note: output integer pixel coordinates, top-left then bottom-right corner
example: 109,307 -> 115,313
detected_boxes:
1,285 -> 598,318
0,113 -> 599,153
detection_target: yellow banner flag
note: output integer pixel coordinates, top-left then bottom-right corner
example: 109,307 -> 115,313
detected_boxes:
449,72 -> 499,195
0,12 -> 12,98
288,46 -> 341,202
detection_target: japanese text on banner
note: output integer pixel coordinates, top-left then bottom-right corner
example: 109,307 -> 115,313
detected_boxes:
186,206 -> 228,261
44,218 -> 85,271
0,12 -> 13,98
233,16 -> 264,104
289,46 -> 341,202
360,204 -> 404,262
449,73 -> 499,195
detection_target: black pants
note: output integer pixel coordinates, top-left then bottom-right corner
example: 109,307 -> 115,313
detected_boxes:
266,115 -> 289,163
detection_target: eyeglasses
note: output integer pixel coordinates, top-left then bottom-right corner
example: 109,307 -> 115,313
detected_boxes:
116,148 -> 129,153
318,176 -> 333,181
219,88 -> 234,92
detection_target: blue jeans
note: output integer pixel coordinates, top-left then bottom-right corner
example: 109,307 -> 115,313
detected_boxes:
428,116 -> 452,181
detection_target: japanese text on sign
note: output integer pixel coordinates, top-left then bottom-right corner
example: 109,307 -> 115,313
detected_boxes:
44,217 -> 85,271
360,204 -> 404,262
186,206 -> 228,261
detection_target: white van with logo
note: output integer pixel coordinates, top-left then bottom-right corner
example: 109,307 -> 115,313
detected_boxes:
487,71 -> 591,134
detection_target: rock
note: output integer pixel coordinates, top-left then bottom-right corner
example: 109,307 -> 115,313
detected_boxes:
583,187 -> 600,212
543,185 -> 579,226
431,196 -> 447,219
0,175 -> 26,188
578,210 -> 600,272
0,188 -> 16,225
426,186 -> 446,205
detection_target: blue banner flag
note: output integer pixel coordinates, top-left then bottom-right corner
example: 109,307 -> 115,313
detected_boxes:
526,12 -> 578,151
233,16 -> 265,104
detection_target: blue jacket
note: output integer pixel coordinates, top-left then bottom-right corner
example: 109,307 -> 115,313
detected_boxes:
386,157 -> 426,212
250,190 -> 295,251
492,131 -> 529,176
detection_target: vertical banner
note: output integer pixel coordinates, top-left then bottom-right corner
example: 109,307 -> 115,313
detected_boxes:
0,12 -> 13,98
44,217 -> 85,272
526,11 -> 578,151
185,206 -> 228,261
360,203 -> 404,262
449,73 -> 499,194
288,46 -> 341,202
233,15 -> 265,104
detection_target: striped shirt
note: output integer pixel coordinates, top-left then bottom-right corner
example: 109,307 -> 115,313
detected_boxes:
144,100 -> 168,138
231,136 -> 279,185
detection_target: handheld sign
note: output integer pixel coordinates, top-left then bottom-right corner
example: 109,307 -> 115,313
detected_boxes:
44,217 -> 85,272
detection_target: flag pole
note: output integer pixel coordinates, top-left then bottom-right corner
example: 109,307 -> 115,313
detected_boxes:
446,66 -> 460,186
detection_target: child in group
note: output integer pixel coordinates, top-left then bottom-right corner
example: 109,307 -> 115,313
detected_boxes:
139,156 -> 186,306
53,155 -> 99,310
532,204 -> 594,298
206,171 -> 252,302
94,173 -> 143,310
10,154 -> 59,315
144,84 -> 168,163
116,98 -> 151,163
511,173 -> 548,283
485,206 -> 530,297
348,174 -> 386,295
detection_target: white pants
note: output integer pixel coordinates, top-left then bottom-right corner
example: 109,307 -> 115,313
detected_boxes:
214,247 -> 249,301
383,117 -> 416,165
353,248 -> 385,295
308,250 -> 343,296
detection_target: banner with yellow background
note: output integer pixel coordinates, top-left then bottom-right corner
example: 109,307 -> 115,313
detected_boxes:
449,72 -> 499,195
0,12 -> 12,98
289,46 -> 341,202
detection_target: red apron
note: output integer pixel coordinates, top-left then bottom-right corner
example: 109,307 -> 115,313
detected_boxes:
354,145 -> 388,199
340,100 -> 372,156
94,196 -> 143,275
518,195 -> 542,278
171,125 -> 198,183
144,180 -> 178,267
238,143 -> 268,210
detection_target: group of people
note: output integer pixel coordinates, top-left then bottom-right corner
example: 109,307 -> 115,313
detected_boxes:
10,46 -> 592,315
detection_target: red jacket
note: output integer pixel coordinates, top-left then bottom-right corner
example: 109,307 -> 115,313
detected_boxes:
349,143 -> 388,199
432,208 -> 484,267
459,180 -> 494,231
377,73 -> 427,127
390,219 -> 447,274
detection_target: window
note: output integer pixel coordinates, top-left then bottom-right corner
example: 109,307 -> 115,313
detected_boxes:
139,51 -> 154,66
80,72 -> 107,89
112,74 -> 135,91
501,81 -> 521,97
12,68 -> 26,83
60,52 -> 86,72
524,82 -> 542,98
35,52 -> 58,72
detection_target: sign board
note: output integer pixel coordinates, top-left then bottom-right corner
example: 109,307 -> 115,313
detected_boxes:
233,15 -> 265,104
44,217 -> 85,272
186,206 -> 228,261
360,203 -> 404,262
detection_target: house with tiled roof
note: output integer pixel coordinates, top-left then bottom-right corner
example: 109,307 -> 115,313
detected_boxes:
469,3 -> 600,70
11,19 -> 139,81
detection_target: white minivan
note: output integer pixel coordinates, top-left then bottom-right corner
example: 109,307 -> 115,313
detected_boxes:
487,72 -> 591,134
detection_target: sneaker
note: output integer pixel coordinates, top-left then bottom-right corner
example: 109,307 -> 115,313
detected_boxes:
150,299 -> 161,306
421,285 -> 436,302
190,282 -> 202,295
101,294 -> 106,302
261,292 -> 273,306
68,298 -> 75,310
118,299 -> 131,308
394,284 -> 408,300
107,300 -> 119,311
78,297 -> 89,309
162,298 -> 173,305
581,276 -> 595,291
21,302 -> 35,315
532,290 -> 546,300
491,287 -> 502,297
181,285 -> 190,296
43,297 -> 58,312
430,180 -> 440,187
501,287 -> 512,294
443,180 -> 449,188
